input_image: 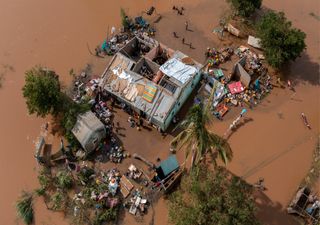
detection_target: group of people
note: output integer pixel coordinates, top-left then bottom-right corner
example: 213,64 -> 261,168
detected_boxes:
128,116 -> 144,131
172,6 -> 185,15
172,21 -> 193,49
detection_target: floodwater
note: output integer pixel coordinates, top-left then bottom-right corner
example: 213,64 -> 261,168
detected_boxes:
0,0 -> 319,225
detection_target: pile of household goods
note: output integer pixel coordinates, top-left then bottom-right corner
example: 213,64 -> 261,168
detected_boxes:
107,136 -> 128,164
70,166 -> 122,221
96,15 -> 156,57
71,70 -> 101,104
201,46 -> 273,119
121,155 -> 182,217
205,47 -> 234,66
120,164 -> 151,217
126,189 -> 149,216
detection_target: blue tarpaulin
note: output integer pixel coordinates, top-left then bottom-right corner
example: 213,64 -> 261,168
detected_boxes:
101,40 -> 111,51
101,40 -> 107,51
254,79 -> 260,91
135,16 -> 148,27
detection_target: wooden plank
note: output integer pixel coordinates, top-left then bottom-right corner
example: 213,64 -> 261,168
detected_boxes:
120,186 -> 130,198
121,175 -> 134,191
120,175 -> 134,198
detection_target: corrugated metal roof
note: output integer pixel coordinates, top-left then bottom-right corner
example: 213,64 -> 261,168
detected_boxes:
72,111 -> 105,151
99,37 -> 202,130
159,58 -> 197,84
159,155 -> 179,177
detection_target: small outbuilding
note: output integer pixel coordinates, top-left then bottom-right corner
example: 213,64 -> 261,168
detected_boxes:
72,111 -> 106,153
156,155 -> 179,180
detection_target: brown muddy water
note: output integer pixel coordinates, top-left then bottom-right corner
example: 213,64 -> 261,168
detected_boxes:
0,0 -> 319,224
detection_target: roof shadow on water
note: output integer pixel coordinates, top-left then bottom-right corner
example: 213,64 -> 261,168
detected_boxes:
280,52 -> 320,86
254,190 -> 302,225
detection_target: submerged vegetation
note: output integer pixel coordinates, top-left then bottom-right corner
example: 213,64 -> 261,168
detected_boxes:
120,8 -> 130,31
32,165 -> 120,225
256,11 -> 306,68
169,166 -> 259,225
22,67 -> 62,117
56,170 -> 73,190
225,0 -> 306,69
16,191 -> 34,225
22,66 -> 90,146
50,190 -> 67,211
227,0 -> 262,17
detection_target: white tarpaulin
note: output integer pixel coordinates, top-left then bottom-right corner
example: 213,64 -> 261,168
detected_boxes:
112,67 -> 133,83
159,58 -> 197,84
227,23 -> 240,37
247,35 -> 262,49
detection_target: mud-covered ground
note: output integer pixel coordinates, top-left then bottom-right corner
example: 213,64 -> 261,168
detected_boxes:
0,0 -> 318,224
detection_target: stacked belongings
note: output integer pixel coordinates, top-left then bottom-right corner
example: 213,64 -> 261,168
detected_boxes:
108,136 -> 125,163
127,189 -> 148,216
127,164 -> 143,180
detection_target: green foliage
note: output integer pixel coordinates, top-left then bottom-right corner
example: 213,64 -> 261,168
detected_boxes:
120,8 -> 130,30
256,11 -> 306,68
169,166 -> 259,225
22,66 -> 91,146
70,204 -> 91,225
35,187 -> 46,196
16,191 -> 34,225
93,208 -> 118,225
171,104 -> 232,167
56,171 -> 73,190
60,96 -> 91,146
22,67 -> 62,117
50,191 -> 65,211
77,167 -> 95,185
228,0 -> 262,17
37,168 -> 52,189
81,186 -> 97,207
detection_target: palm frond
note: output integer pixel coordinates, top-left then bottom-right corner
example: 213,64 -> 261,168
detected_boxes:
204,80 -> 218,121
16,191 -> 34,225
172,102 -> 233,168
171,130 -> 188,149
209,133 -> 233,165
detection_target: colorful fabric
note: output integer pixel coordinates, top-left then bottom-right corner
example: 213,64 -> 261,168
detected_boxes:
228,81 -> 244,95
142,83 -> 157,103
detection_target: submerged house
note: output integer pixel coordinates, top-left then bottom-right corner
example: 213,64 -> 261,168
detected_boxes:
72,111 -> 106,153
99,35 -> 202,131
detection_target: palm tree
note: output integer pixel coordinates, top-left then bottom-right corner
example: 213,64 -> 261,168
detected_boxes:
16,191 -> 34,225
171,83 -> 232,167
